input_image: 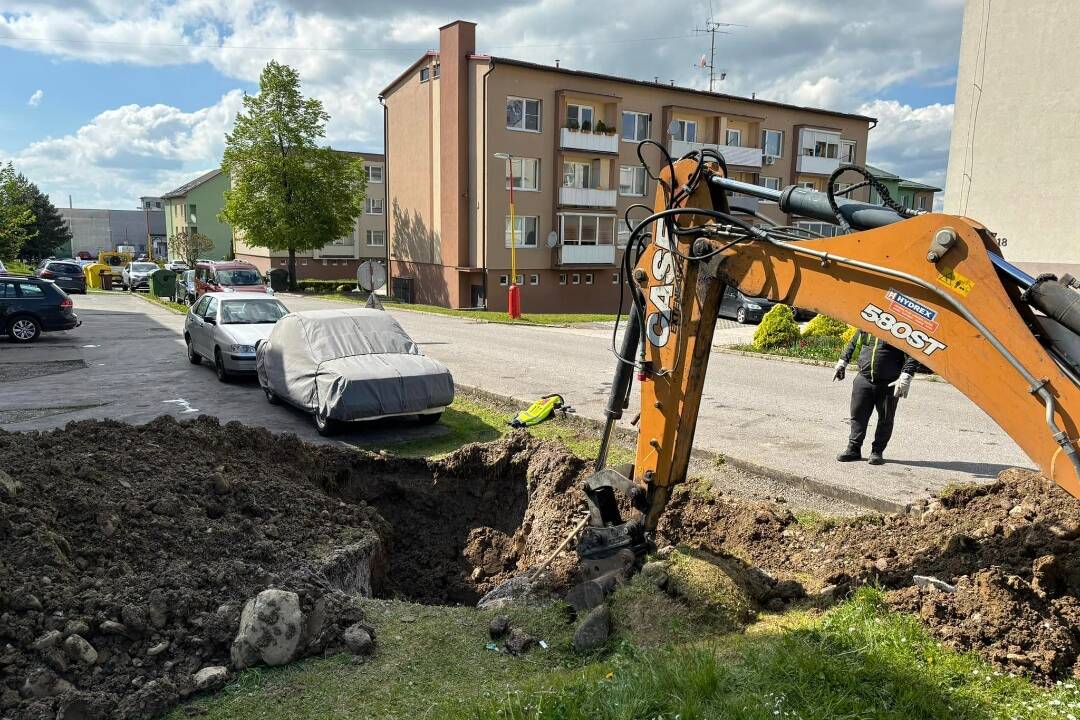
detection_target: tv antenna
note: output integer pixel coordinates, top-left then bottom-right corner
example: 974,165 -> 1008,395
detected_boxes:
693,17 -> 746,92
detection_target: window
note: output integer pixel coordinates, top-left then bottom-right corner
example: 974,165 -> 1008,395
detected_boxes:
366,164 -> 384,183
560,214 -> 615,245
192,295 -> 210,316
204,296 -> 219,319
562,161 -> 592,189
619,165 -> 647,196
18,283 -> 44,297
622,111 -> 650,142
326,235 -> 353,249
759,176 -> 781,191
559,273 -> 567,285
506,96 -> 541,132
796,221 -> 843,237
800,181 -> 817,190
188,204 -> 197,223
612,273 -> 620,284
0,281 -> 15,298
529,274 -> 539,286
571,273 -> 580,285
505,215 -> 538,248
725,129 -> 742,147
917,195 -> 928,211
840,140 -> 856,164
499,275 -> 508,286
566,103 -> 593,130
420,67 -> 430,82
433,63 -> 440,78
671,119 -> 697,142
832,182 -> 852,196
800,129 -> 839,158
585,273 -> 594,285
761,129 -> 784,158
514,274 -> 524,285
366,230 -> 385,246
366,198 -> 384,214
505,157 -> 539,191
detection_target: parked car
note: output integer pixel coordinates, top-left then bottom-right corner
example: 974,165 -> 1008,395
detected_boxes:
165,260 -> 189,272
176,270 -> 196,305
76,251 -> 93,261
121,261 -> 159,291
0,275 -> 80,343
718,286 -> 777,324
185,293 -> 290,381
36,260 -> 87,294
194,260 -> 272,298
257,308 -> 454,435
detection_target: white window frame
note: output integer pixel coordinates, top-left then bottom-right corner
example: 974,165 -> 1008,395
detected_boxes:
725,129 -> 742,147
621,111 -> 650,142
800,129 -> 840,159
505,157 -> 539,192
840,139 -> 857,164
832,182 -> 852,196
672,119 -> 697,142
619,165 -> 647,197
366,164 -> 384,183
366,197 -> 384,215
585,273 -> 594,285
759,176 -> 781,191
566,103 -> 594,130
800,181 -> 817,190
917,195 -> 928,211
571,273 -> 581,285
529,274 -> 539,286
505,215 -> 539,248
562,161 -> 592,189
419,67 -> 430,83
559,273 -> 567,285
514,274 -> 524,286
761,129 -> 784,158
506,96 -> 541,133
365,229 -> 385,247
498,275 -> 508,286
559,213 -> 616,246
612,272 -> 620,284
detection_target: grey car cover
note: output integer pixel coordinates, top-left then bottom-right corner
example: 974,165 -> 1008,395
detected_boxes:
256,308 -> 454,420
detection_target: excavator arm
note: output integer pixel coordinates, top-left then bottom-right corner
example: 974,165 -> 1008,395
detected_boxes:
577,154 -> 1080,575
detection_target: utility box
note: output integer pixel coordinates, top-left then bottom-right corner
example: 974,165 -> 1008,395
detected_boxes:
267,268 -> 289,293
148,268 -> 176,299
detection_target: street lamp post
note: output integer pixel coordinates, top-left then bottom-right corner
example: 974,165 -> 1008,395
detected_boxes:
493,152 -> 521,319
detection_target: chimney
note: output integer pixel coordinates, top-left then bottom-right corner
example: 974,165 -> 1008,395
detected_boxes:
438,20 -> 476,280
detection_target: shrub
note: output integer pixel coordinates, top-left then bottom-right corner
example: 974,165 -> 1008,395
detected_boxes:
594,119 -> 607,134
336,284 -> 351,293
752,304 -> 800,350
801,313 -> 849,339
841,324 -> 859,345
580,119 -> 592,132
295,279 -> 356,294
566,119 -> 580,131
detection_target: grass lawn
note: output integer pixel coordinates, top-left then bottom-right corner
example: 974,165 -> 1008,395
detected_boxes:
1,259 -> 34,274
731,335 -> 844,363
308,292 -> 616,326
131,290 -> 188,314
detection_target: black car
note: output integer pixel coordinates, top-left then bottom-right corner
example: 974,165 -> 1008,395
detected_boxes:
0,276 -> 80,343
718,286 -> 776,324
36,260 -> 87,294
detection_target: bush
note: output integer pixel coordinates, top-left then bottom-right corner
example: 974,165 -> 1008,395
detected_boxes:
594,119 -> 607,134
336,284 -> 351,293
566,119 -> 580,131
580,119 -> 592,132
841,324 -> 859,345
801,313 -> 849,339
752,304 -> 800,350
295,279 -> 355,294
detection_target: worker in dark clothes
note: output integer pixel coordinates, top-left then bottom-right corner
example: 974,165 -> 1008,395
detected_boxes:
832,331 -> 919,465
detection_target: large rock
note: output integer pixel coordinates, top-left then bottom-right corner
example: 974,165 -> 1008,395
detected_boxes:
573,604 -> 611,652
230,589 -> 304,669
342,623 -> 374,655
193,666 -> 229,692
63,634 -> 98,665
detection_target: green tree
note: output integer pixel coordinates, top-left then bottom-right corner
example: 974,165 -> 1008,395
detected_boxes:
168,229 -> 214,267
0,163 -> 35,260
219,60 -> 366,290
15,174 -> 72,260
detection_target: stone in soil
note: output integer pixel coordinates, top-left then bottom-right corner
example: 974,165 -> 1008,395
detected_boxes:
573,604 -> 611,652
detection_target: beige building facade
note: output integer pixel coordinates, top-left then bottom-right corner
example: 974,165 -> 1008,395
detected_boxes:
382,21 -> 874,312
234,153 -> 388,281
944,0 -> 1080,276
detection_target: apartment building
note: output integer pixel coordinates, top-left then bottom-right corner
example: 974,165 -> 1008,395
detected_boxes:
866,165 -> 939,212
381,20 -> 875,312
233,152 -> 388,280
162,169 -> 234,261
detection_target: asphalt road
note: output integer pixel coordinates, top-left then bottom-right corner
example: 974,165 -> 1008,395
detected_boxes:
1,291 -> 1032,507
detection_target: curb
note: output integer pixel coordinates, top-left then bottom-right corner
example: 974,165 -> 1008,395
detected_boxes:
712,346 -> 946,383
457,384 -> 910,514
128,291 -> 186,316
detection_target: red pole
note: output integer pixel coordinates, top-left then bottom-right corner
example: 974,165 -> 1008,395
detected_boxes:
507,157 -> 521,319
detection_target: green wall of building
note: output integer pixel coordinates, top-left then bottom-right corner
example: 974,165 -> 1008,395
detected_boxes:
164,170 -> 233,261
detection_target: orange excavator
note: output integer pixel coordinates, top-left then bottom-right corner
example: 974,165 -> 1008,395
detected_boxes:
577,144 -> 1080,574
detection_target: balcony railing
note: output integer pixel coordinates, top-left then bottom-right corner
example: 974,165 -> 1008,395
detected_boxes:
555,244 -> 616,266
796,154 -> 841,175
558,186 -> 617,208
669,140 -> 763,168
560,128 -> 620,153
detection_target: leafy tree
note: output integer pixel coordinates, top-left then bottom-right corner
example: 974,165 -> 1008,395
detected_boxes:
14,174 -> 72,260
169,229 -> 214,267
0,162 -> 35,260
219,61 -> 366,291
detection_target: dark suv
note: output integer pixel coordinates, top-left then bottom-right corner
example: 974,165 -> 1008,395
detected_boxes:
36,259 -> 87,294
0,276 -> 80,343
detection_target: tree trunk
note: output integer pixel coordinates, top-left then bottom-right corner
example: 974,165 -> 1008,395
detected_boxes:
288,247 -> 297,292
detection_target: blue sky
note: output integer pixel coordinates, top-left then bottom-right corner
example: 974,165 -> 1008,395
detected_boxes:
0,0 -> 964,209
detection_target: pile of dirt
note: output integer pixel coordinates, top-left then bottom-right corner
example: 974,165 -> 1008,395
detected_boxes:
658,467 -> 1080,683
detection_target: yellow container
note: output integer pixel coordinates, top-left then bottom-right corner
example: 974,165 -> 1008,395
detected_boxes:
84,262 -> 109,289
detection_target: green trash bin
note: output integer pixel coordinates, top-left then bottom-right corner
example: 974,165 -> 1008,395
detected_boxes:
267,267 -> 289,293
148,268 -> 177,299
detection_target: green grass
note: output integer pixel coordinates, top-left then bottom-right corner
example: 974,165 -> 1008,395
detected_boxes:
133,291 -> 188,315
732,335 -> 844,362
1,259 -> 34,274
794,509 -> 884,534
309,292 -> 616,326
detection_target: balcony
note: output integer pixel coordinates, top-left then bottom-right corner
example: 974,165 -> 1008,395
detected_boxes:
560,127 -> 619,154
559,186 -> 617,208
555,244 -> 616,266
669,140 -> 763,168
796,154 -> 841,175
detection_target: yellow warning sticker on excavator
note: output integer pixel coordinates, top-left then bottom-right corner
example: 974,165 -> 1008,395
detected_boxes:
937,266 -> 974,297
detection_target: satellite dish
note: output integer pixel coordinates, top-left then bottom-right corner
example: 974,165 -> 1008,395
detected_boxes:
546,230 -> 558,248
667,119 -> 681,136
356,260 -> 387,293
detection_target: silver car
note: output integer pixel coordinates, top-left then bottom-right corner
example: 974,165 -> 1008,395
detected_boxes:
121,261 -> 159,291
185,292 -> 289,382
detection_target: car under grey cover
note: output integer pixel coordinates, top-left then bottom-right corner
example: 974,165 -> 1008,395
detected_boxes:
256,308 -> 454,420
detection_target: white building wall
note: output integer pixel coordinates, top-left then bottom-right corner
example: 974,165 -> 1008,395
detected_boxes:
59,209 -> 112,257
944,0 -> 1080,275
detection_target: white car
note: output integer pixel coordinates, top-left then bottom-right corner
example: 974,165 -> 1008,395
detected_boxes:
121,262 -> 159,291
185,292 -> 290,381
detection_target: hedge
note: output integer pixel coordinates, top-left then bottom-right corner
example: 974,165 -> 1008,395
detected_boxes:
801,314 -> 849,339
295,279 -> 358,294
751,304 -> 800,350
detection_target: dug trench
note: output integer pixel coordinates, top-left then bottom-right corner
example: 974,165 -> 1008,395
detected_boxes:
4,417 -> 1080,719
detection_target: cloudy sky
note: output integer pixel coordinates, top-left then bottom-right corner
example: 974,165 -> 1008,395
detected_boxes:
0,0 -> 962,210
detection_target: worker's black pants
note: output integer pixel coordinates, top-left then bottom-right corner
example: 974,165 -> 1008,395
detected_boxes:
848,374 -> 900,453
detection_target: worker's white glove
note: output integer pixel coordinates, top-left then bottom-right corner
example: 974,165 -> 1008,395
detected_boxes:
890,372 -> 913,398
832,360 -> 846,381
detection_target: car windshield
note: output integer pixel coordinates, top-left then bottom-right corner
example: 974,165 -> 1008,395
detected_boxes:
215,269 -> 262,286
182,270 -> 194,281
133,263 -> 157,272
220,299 -> 288,324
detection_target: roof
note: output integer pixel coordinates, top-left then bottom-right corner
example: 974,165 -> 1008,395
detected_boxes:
899,179 -> 942,192
162,168 -> 223,199
864,164 -> 899,180
865,164 -> 941,192
379,51 -> 439,97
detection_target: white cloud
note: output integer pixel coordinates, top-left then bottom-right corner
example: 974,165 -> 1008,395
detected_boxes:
27,89 -> 44,107
861,99 -> 954,194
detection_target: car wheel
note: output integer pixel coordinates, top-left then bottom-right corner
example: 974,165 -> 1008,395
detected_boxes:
313,408 -> 339,436
7,315 -> 41,343
417,412 -> 442,426
185,335 -> 201,365
214,348 -> 230,383
264,387 -> 280,405
736,307 -> 747,324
